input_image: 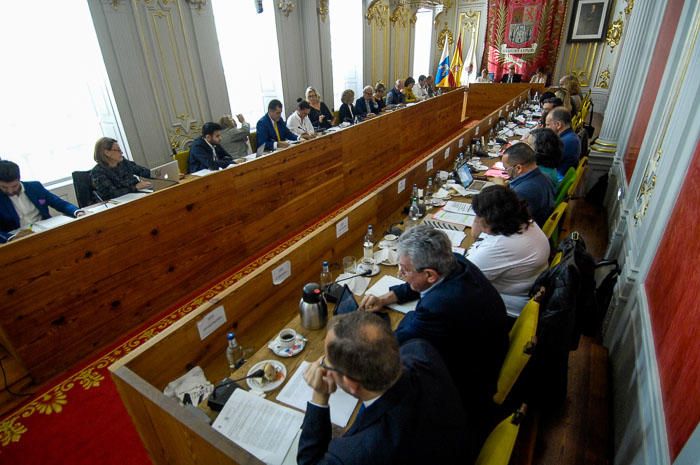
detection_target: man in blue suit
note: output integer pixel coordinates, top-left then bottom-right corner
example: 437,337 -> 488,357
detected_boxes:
360,225 -> 509,441
255,99 -> 298,152
354,86 -> 378,119
0,160 -> 82,243
298,311 -> 472,465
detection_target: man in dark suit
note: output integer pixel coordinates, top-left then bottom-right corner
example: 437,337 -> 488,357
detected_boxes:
503,142 -> 555,227
500,64 -> 522,83
386,79 -> 405,105
298,311 -> 472,465
255,99 -> 298,152
355,85 -> 378,119
0,160 -> 82,243
360,225 -> 509,440
188,122 -> 234,173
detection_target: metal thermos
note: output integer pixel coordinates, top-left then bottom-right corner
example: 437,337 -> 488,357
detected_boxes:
299,282 -> 328,330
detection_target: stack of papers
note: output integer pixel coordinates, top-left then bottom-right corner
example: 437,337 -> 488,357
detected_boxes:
31,215 -> 75,231
436,228 -> 467,247
443,201 -> 473,215
191,168 -> 216,177
431,209 -> 472,228
276,361 -> 359,428
365,275 -> 417,314
212,389 -> 304,465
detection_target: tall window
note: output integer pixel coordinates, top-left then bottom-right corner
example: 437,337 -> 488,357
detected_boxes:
212,1 -> 284,123
412,8 -> 434,79
329,1 -> 363,110
0,3 -> 127,184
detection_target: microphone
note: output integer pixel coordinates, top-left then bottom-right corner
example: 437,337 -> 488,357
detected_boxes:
323,269 -> 373,303
93,191 -> 109,208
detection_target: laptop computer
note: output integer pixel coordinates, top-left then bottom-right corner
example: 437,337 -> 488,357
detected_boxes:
150,160 -> 180,181
457,164 -> 487,193
334,285 -> 359,315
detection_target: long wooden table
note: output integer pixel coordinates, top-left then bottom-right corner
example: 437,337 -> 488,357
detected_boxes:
107,84 -> 542,465
0,87 -> 473,383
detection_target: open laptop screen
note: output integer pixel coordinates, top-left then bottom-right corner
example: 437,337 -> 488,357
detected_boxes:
457,164 -> 474,188
334,285 -> 359,315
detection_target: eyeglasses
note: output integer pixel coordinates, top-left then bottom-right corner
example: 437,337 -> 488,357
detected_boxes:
397,263 -> 425,278
319,355 -> 345,376
108,147 -> 123,154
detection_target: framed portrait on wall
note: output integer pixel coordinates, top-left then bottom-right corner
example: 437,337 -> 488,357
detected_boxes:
567,0 -> 612,42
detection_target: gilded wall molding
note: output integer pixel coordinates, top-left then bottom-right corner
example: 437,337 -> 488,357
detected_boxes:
437,22 -> 454,50
367,0 -> 390,28
596,68 -> 611,89
278,0 -> 295,17
624,0 -> 634,15
605,13 -> 624,51
390,4 -> 417,29
317,0 -> 328,22
185,0 -> 207,12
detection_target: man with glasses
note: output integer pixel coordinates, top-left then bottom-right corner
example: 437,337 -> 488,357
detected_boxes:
545,107 -> 581,176
354,85 -> 378,119
298,311 -> 472,465
502,142 -> 555,227
359,225 -> 508,442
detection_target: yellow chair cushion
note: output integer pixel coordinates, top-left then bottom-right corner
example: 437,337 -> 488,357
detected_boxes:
493,299 -> 539,405
173,150 -> 190,175
475,412 -> 521,465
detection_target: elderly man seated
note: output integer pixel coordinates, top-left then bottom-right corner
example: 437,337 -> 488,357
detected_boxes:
360,225 -> 508,441
299,311 -> 473,465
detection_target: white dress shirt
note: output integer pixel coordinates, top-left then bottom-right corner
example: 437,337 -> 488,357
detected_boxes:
9,183 -> 43,227
466,222 -> 550,317
287,111 -> 315,137
413,84 -> 427,101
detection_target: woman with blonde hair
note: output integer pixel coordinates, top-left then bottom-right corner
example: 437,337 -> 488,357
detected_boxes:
91,137 -> 152,200
305,86 -> 333,129
559,75 -> 582,115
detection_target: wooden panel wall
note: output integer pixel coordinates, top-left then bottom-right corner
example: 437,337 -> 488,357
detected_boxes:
0,90 -> 476,383
645,141 -> 700,460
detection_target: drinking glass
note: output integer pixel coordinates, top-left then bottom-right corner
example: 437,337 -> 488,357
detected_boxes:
343,256 -> 356,274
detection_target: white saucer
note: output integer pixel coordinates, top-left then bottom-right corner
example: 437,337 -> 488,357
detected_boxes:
247,360 -> 287,392
268,334 -> 306,357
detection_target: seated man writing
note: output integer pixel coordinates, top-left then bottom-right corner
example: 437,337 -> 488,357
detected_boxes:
299,311 -> 472,465
359,225 -> 508,441
0,160 -> 83,243
256,99 -> 299,152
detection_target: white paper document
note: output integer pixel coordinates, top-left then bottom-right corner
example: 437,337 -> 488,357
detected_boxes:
276,361 -> 359,428
365,275 -> 417,314
191,168 -> 216,177
436,228 -> 467,247
212,389 -> 303,465
31,215 -> 75,231
112,192 -> 149,204
442,201 -> 473,215
432,209 -> 473,227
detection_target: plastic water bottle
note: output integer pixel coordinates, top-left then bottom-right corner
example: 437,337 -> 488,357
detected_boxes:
408,197 -> 421,223
425,177 -> 434,209
363,225 -> 375,262
320,261 -> 332,289
226,332 -> 243,371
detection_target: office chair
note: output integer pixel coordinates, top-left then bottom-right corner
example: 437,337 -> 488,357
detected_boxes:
554,167 -> 576,206
172,150 -> 190,175
71,170 -> 95,208
493,295 -> 540,405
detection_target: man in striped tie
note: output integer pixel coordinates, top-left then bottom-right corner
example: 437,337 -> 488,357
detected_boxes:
255,99 -> 299,152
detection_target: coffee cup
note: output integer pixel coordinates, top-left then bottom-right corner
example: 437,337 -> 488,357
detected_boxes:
277,328 -> 297,349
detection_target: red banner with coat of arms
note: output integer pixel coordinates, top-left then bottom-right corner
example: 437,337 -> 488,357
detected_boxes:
482,0 -> 568,84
